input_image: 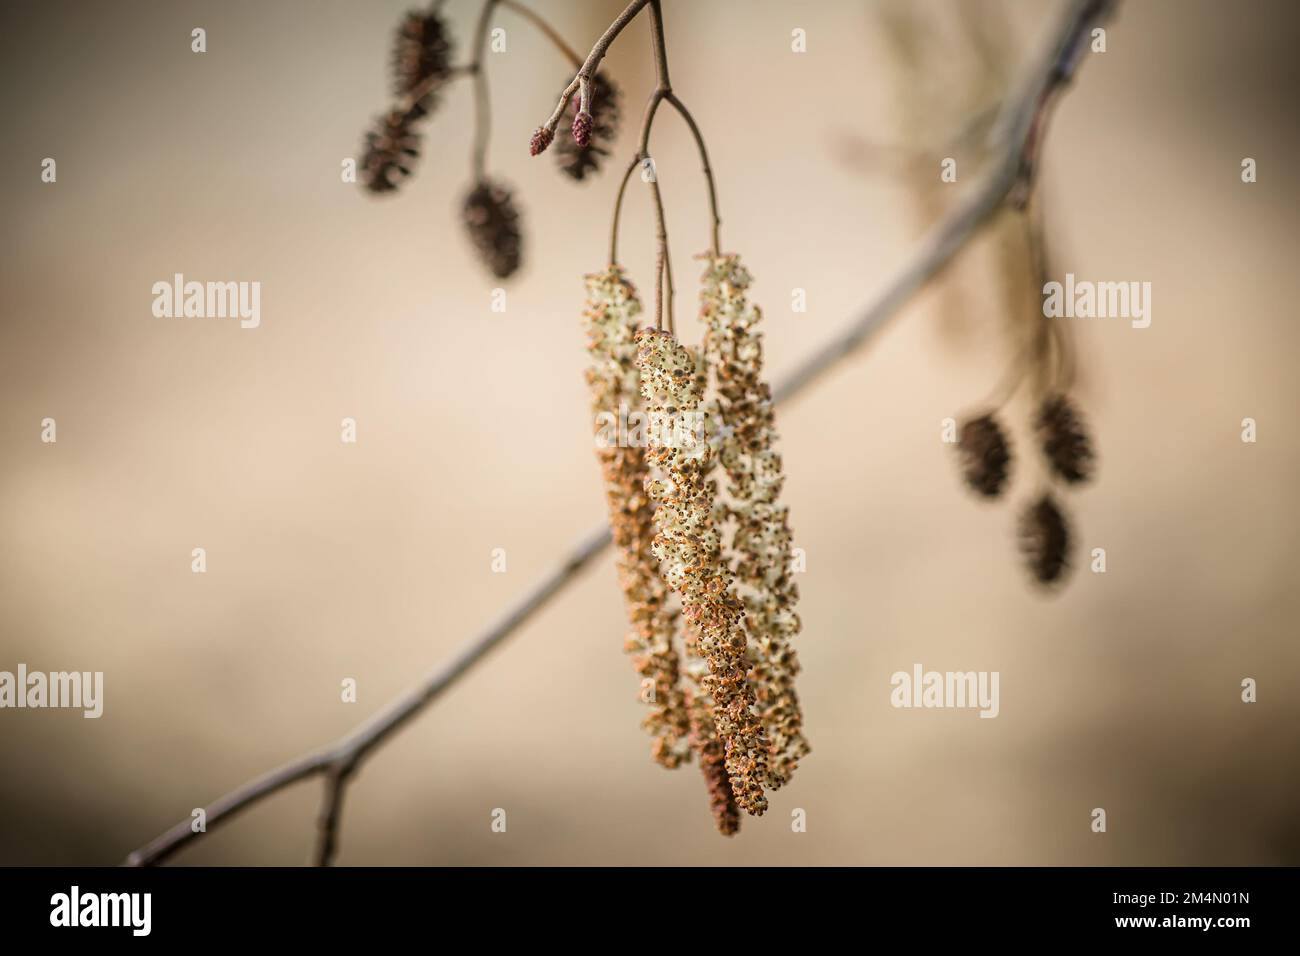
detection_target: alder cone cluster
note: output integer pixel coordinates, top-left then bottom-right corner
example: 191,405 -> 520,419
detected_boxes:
362,7 -> 458,195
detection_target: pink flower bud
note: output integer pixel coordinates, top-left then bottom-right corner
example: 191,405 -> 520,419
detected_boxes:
529,126 -> 553,156
572,110 -> 593,148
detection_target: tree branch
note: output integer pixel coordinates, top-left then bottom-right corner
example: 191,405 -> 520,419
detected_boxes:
313,766 -> 352,867
540,0 -> 651,134
124,0 -> 1112,867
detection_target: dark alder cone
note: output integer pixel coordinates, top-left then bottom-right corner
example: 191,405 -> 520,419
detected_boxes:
557,73 -> 621,180
392,7 -> 455,109
1018,493 -> 1071,585
361,108 -> 422,194
1036,394 -> 1095,484
957,413 -> 1013,498
462,180 -> 523,279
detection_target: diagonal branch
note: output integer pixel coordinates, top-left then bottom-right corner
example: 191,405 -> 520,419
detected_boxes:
124,0 -> 1113,867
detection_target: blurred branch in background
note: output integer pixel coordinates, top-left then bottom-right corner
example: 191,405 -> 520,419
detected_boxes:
125,0 -> 1114,867
837,0 -> 1040,357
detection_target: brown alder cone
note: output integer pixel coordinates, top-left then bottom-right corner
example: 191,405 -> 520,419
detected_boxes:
1019,492 -> 1071,585
391,7 -> 455,107
957,413 -> 1013,498
360,108 -> 423,194
1035,394 -> 1095,484
583,267 -> 691,769
636,327 -> 770,815
462,180 -> 523,279
698,254 -> 810,789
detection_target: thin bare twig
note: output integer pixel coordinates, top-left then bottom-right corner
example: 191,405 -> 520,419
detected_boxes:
469,0 -> 587,177
540,0 -> 651,134
606,92 -> 721,269
500,0 -> 583,68
313,766 -> 351,867
600,2 -> 721,296
608,154 -> 641,265
645,2 -> 675,333
664,92 -> 721,257
125,0 -> 1112,867
469,0 -> 500,180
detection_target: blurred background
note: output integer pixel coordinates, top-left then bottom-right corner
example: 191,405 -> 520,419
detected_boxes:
2,0 -> 1297,865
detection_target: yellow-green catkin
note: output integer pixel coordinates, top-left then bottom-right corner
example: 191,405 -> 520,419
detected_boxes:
699,253 -> 810,788
583,267 -> 691,769
635,327 -> 770,815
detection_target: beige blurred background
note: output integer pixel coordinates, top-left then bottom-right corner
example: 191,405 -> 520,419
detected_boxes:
2,0 -> 1298,865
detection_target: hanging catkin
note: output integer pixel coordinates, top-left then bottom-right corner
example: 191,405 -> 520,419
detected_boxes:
636,327 -> 769,815
582,268 -> 691,769
698,254 -> 809,789
685,687 -> 740,836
